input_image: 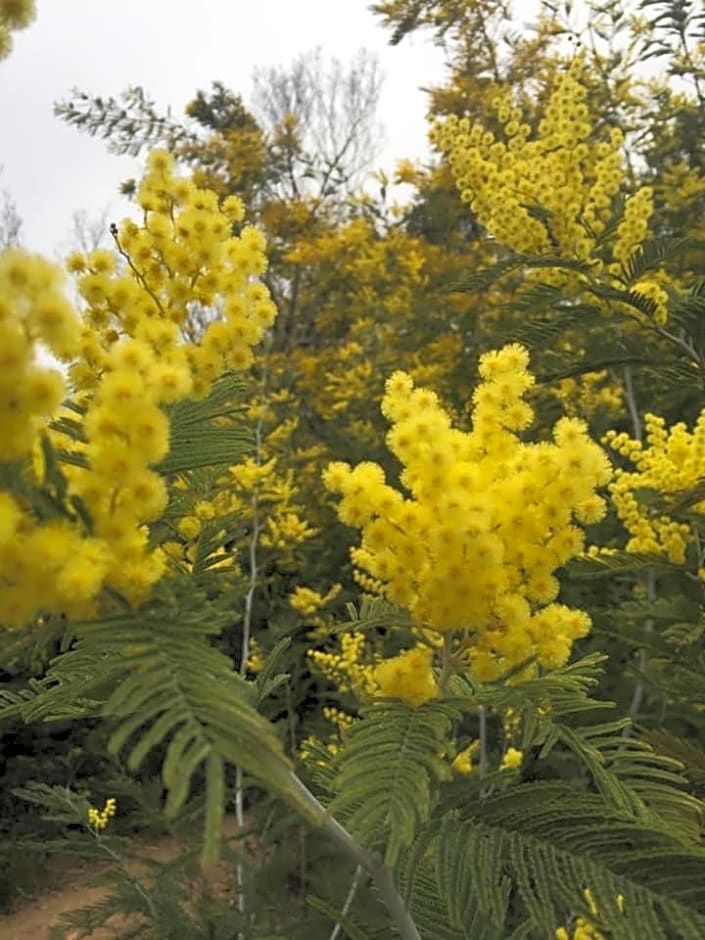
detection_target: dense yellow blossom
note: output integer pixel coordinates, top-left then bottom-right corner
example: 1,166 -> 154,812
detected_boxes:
554,370 -> 623,421
324,344 -> 611,681
246,637 -> 265,673
309,634 -> 438,708
373,644 -> 438,706
178,515 -> 202,541
261,512 -> 317,549
0,250 -> 81,460
299,733 -> 339,765
227,446 -> 317,559
322,705 -> 356,733
430,54 -> 668,324
229,456 -> 278,490
430,57 -> 637,261
68,149 -> 276,398
603,411 -> 705,563
555,923 -> 604,940
193,500 -> 216,521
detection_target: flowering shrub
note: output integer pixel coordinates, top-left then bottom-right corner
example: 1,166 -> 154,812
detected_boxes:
4,3 -> 705,939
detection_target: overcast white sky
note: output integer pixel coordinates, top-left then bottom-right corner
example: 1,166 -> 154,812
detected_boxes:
0,0 -> 449,259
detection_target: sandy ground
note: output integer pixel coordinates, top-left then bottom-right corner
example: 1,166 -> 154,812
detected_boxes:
0,820 -> 241,940
0,866 -> 122,940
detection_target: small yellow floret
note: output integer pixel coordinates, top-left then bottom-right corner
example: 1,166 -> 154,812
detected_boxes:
178,516 -> 202,541
87,797 -> 117,832
451,739 -> 481,776
500,747 -> 523,771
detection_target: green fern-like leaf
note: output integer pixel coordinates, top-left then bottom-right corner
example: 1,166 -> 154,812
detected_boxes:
553,718 -> 702,834
3,581 -> 299,865
329,700 -> 457,866
338,596 -> 414,634
642,729 -> 705,794
436,820 -> 512,931
156,372 -> 252,474
397,838 -> 536,939
621,237 -> 693,283
254,636 -> 291,706
433,782 -> 705,938
447,653 -> 702,841
567,550 -> 677,579
451,252 -> 592,294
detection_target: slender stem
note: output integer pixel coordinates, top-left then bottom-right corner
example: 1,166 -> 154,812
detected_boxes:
627,570 -> 655,728
298,823 -> 307,908
236,333 -> 273,937
622,365 -> 654,734
92,832 -> 159,922
234,764 -> 246,931
240,389 -> 266,676
110,229 -> 168,320
478,704 -> 488,779
329,865 -> 366,940
437,634 -> 453,694
285,773 -> 422,940
622,365 -> 641,444
285,681 -> 307,907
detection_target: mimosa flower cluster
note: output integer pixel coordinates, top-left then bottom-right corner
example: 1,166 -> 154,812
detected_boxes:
68,149 -> 276,397
289,584 -> 342,617
323,344 -> 612,680
160,497 -> 241,578
309,629 -> 437,708
603,412 -> 705,563
554,369 -> 623,420
0,150 -> 277,629
451,740 -> 481,776
429,57 -> 623,259
0,250 -> 81,460
309,632 -> 377,698
87,797 -> 117,832
227,453 -> 317,555
429,56 -> 668,323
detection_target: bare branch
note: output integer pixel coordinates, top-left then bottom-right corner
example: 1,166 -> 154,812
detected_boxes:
251,47 -> 384,199
70,206 -> 112,254
0,167 -> 22,249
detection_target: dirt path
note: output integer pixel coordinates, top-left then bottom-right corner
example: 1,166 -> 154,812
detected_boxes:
0,867 -> 121,940
0,820 -> 241,940
0,854 -> 145,940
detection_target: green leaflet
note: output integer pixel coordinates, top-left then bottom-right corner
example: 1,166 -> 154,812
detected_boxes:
329,700 -> 457,867
156,371 -> 252,474
431,783 -> 705,939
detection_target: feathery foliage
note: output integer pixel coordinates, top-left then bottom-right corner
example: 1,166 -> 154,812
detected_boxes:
330,700 -> 457,866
